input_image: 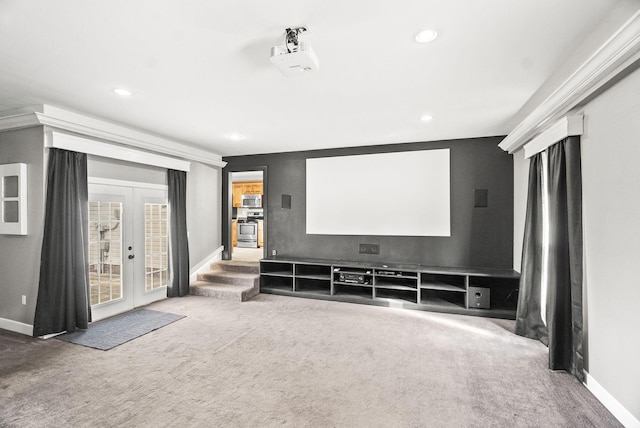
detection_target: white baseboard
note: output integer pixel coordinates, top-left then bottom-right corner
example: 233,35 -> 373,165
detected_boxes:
190,245 -> 225,282
585,371 -> 640,428
0,317 -> 33,336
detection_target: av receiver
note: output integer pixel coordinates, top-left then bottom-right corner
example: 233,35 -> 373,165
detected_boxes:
337,273 -> 370,285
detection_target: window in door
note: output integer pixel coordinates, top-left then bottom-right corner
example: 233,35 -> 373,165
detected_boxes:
145,203 -> 168,291
88,201 -> 123,306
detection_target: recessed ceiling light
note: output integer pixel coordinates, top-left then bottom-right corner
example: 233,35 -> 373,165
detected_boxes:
225,133 -> 245,141
420,114 -> 434,122
113,88 -> 132,96
415,30 -> 438,43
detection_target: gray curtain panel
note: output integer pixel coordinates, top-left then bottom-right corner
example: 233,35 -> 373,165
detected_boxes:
33,149 -> 91,337
168,169 -> 190,297
515,137 -> 584,382
546,136 -> 584,381
515,153 -> 548,343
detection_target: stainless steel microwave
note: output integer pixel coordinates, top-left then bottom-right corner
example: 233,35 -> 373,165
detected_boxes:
241,194 -> 262,208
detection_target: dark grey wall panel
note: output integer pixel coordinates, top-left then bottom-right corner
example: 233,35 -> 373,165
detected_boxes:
223,136 -> 513,269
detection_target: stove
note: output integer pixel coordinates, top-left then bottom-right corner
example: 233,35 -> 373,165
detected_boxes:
236,210 -> 263,248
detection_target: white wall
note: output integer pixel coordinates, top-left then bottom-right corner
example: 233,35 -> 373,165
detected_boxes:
186,161 -> 222,267
88,155 -> 167,184
88,155 -> 222,270
577,66 -> 640,423
512,66 -> 640,424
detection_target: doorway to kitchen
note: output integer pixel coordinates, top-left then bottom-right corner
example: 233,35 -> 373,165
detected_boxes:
230,170 -> 265,262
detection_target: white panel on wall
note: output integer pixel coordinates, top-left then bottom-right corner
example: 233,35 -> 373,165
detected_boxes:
0,163 -> 27,235
306,149 -> 450,236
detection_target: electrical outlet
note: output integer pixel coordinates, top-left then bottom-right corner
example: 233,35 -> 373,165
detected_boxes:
21,295 -> 26,305
272,249 -> 277,256
359,243 -> 380,254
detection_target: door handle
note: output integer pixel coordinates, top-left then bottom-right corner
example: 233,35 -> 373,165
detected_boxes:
128,255 -> 135,259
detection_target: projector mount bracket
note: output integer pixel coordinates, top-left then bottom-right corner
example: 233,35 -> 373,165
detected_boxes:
285,26 -> 308,53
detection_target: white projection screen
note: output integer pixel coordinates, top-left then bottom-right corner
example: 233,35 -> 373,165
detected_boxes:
306,149 -> 451,236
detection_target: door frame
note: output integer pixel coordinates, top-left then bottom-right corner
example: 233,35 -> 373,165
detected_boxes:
222,166 -> 268,261
88,178 -> 168,321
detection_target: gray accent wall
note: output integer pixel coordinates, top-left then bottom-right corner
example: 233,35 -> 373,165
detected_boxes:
0,127 -> 45,326
223,136 -> 514,269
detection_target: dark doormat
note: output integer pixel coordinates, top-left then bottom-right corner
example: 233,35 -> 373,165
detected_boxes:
56,308 -> 185,350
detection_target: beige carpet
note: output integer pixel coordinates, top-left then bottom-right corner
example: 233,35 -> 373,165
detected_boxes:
231,246 -> 263,262
0,294 -> 620,427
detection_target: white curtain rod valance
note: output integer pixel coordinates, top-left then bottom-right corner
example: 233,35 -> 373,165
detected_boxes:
45,130 -> 191,172
523,115 -> 584,159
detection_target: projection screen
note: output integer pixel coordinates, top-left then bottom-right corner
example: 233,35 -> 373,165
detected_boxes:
306,149 -> 450,236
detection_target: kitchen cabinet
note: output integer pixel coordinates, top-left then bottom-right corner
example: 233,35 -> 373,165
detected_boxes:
232,181 -> 263,207
243,182 -> 263,195
257,220 -> 264,247
231,220 -> 237,249
232,184 -> 243,207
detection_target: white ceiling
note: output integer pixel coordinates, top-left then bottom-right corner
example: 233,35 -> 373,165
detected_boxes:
0,1 -> 627,157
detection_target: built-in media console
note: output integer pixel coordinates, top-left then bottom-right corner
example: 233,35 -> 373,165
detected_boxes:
260,257 -> 520,319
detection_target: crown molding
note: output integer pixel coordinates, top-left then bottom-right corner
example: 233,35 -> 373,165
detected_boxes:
0,111 -> 41,130
46,130 -> 191,172
0,105 -> 227,168
500,9 -> 640,154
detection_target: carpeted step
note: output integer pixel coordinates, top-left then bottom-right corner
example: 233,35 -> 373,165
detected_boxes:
197,270 -> 259,286
211,260 -> 259,274
192,263 -> 260,302
190,280 -> 259,302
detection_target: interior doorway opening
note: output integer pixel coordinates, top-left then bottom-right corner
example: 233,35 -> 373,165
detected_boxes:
230,170 -> 265,262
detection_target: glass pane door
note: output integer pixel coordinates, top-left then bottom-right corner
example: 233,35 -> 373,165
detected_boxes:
89,201 -> 123,306
88,183 -> 169,320
145,203 -> 168,292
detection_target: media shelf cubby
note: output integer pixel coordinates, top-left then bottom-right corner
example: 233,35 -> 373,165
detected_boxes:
260,258 -> 520,319
373,269 -> 418,302
260,274 -> 293,291
295,278 -> 331,295
295,263 -> 332,280
261,261 -> 293,276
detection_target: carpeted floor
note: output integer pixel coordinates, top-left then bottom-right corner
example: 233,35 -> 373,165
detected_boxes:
0,294 -> 621,427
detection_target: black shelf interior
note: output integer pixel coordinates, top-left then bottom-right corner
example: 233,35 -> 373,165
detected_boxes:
334,284 -> 373,298
375,275 -> 417,290
295,263 -> 332,279
295,277 -> 331,294
469,276 -> 519,311
421,273 -> 466,292
260,261 -> 293,276
261,275 -> 292,291
375,269 -> 418,279
420,289 -> 466,309
375,287 -> 418,304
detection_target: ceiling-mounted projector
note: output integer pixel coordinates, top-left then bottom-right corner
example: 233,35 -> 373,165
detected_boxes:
270,27 -> 319,76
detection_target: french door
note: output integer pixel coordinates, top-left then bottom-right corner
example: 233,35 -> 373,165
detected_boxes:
88,182 -> 169,321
